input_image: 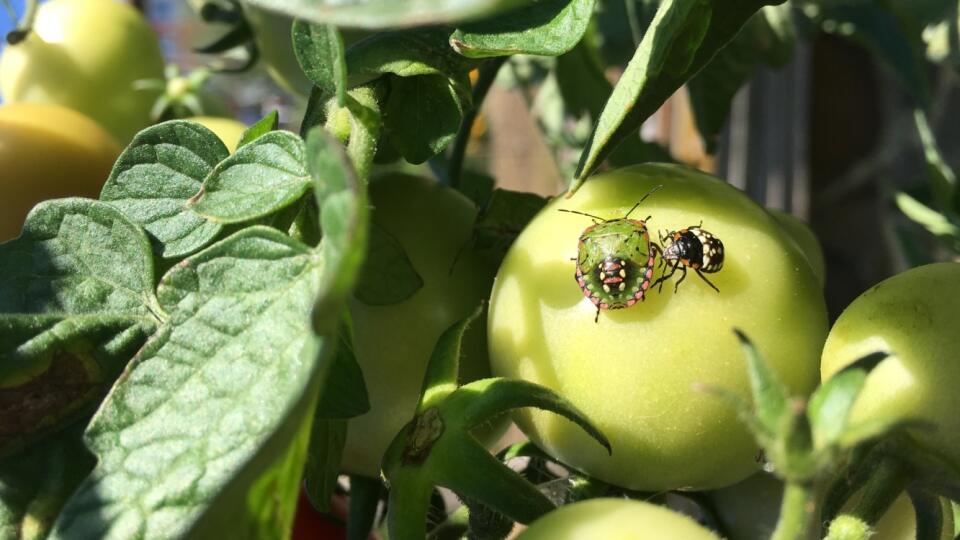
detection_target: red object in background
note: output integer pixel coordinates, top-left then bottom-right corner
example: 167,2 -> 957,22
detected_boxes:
291,489 -> 347,540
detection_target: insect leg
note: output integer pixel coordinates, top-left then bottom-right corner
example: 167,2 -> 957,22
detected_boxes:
673,266 -> 688,293
695,268 -> 720,293
656,259 -> 681,293
594,305 -> 601,323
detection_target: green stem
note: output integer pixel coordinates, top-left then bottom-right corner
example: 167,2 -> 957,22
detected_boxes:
447,57 -> 508,190
624,0 -> 643,47
771,481 -> 817,540
347,475 -> 383,540
6,0 -> 38,45
848,454 -> 907,525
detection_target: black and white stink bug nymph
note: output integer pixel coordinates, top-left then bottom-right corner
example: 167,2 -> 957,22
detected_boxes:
656,225 -> 724,293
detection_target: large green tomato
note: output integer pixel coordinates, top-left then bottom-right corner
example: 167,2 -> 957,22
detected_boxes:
488,163 -> 827,491
340,174 -> 499,477
0,0 -> 166,143
821,262 -> 960,470
769,209 -> 826,288
709,472 -> 954,540
0,103 -> 120,242
517,498 -> 720,540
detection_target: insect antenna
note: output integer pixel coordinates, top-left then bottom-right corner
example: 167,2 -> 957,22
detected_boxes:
558,208 -> 605,221
623,184 -> 664,219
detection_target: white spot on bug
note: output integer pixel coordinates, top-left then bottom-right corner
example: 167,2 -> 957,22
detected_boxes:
618,282 -> 626,291
603,284 -> 611,293
702,255 -> 710,266
619,269 -> 626,278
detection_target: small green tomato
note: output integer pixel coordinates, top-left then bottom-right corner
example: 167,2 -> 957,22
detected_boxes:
517,498 -> 720,540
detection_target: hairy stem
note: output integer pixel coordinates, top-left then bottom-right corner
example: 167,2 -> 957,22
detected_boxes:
771,481 -> 817,540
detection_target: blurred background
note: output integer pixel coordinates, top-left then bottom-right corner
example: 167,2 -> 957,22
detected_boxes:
2,0 -> 959,318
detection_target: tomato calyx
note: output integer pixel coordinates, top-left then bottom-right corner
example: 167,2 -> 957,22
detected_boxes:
701,331 -> 931,540
380,304 -> 610,539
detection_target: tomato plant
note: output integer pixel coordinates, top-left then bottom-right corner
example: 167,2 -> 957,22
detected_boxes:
3,0 -> 960,539
0,0 -> 166,143
0,103 -> 120,242
488,163 -> 827,491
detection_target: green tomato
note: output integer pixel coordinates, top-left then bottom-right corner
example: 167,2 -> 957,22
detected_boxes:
341,174 -> 500,478
769,209 -> 826,289
517,498 -> 720,540
821,262 -> 960,471
709,472 -> 954,540
488,163 -> 827,491
0,0 -> 166,143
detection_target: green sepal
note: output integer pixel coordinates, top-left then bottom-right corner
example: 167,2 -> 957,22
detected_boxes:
445,378 -> 611,455
734,329 -> 789,440
909,489 -> 944,540
382,306 -> 610,539
238,111 -> 280,149
807,352 -> 887,450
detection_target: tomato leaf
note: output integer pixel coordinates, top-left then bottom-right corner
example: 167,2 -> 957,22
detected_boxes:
346,28 -> 477,88
913,110 -> 959,214
895,192 -> 960,243
469,189 -> 549,256
0,200 -> 162,456
292,21 -> 347,106
190,131 -> 311,223
49,130 -> 368,539
0,424 -> 94,540
100,121 -> 228,259
687,4 -> 795,153
450,0 -> 598,58
237,111 -> 280,149
46,228 -> 326,539
354,222 -> 424,306
383,74 -> 466,164
572,0 -> 776,191
244,0 -> 532,29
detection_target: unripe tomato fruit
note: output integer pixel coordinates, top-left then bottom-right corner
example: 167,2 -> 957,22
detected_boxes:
0,103 -> 121,242
769,209 -> 826,288
821,262 -> 960,471
187,116 -> 248,153
240,4 -> 312,98
341,174 -> 499,477
0,0 -> 166,143
488,163 -> 827,491
517,498 -> 720,540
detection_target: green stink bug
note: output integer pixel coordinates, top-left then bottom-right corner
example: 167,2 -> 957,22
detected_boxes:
561,186 -> 662,322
